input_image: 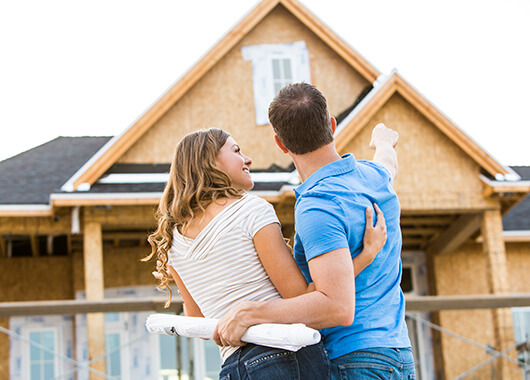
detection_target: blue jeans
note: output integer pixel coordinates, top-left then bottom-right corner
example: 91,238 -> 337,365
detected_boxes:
331,347 -> 415,380
219,342 -> 330,380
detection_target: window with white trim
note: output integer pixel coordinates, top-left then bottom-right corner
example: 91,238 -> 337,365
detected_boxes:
271,57 -> 293,94
104,312 -> 130,379
28,330 -> 57,380
242,41 -> 311,125
512,307 -> 530,379
401,252 -> 435,380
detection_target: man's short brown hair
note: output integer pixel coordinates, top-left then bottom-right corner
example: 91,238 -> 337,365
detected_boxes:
268,82 -> 333,155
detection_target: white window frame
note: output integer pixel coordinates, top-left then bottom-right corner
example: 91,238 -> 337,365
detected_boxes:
104,312 -> 131,379
23,327 -> 61,380
242,40 -> 311,125
10,315 -> 74,380
270,55 -> 296,95
512,307 -> 530,379
402,251 -> 435,380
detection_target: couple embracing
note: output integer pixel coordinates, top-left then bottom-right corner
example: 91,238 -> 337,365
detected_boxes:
147,83 -> 415,379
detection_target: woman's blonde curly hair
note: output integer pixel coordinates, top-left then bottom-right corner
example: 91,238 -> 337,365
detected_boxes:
143,128 -> 244,307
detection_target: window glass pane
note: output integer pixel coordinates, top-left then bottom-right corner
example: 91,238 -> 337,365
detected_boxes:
42,331 -> 54,360
30,342 -> 41,361
44,363 -> 54,379
43,349 -> 54,361
274,82 -> 283,95
28,330 -> 57,379
272,59 -> 281,80
105,312 -> 120,323
204,339 -> 222,379
30,364 -> 41,380
159,334 -> 177,369
29,331 -> 41,344
105,333 -> 122,377
283,59 -> 292,80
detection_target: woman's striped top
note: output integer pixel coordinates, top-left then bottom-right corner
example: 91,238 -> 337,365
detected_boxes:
168,193 -> 282,361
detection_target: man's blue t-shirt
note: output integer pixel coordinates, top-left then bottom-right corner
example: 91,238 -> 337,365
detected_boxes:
293,153 -> 411,360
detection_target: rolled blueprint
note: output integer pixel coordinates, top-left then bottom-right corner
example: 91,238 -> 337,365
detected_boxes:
146,313 -> 320,352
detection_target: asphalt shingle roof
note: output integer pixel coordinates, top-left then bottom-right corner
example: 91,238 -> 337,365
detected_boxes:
1,137 -> 528,232
502,166 -> 530,231
0,136 -> 111,204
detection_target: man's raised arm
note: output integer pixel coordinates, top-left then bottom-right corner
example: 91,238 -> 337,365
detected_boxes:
369,123 -> 399,181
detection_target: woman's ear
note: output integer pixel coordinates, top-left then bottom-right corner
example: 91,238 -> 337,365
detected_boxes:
274,135 -> 289,153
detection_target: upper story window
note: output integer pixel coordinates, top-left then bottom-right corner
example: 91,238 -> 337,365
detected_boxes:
272,57 -> 293,94
242,41 -> 311,125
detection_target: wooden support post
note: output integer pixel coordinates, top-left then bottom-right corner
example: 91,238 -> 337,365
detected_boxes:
83,221 -> 106,377
480,209 -> 517,379
425,251 -> 445,380
30,235 -> 39,257
0,236 -> 5,258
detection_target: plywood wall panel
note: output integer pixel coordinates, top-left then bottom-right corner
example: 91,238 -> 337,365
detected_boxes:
0,317 -> 8,377
431,243 -> 497,379
506,242 -> 530,293
103,246 -> 157,289
0,257 -> 74,302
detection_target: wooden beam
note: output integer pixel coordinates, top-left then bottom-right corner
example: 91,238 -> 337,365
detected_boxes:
426,214 -> 481,255
401,227 -> 443,236
0,236 -> 5,258
400,215 -> 456,226
102,231 -> 150,240
405,293 -> 530,312
1,294 -> 528,316
399,191 -> 494,214
30,235 -> 39,257
0,216 -> 71,234
51,196 -> 160,207
481,208 -> 518,379
0,297 -> 182,317
84,206 -> 157,227
83,221 -> 106,376
0,208 -> 53,217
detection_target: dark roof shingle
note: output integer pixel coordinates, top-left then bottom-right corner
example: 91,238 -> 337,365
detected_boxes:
502,166 -> 530,231
0,136 -> 111,204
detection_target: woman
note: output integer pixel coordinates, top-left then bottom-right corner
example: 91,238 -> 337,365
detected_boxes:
144,128 -> 386,379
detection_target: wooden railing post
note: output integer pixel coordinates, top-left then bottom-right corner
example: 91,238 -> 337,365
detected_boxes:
83,221 -> 106,377
481,208 -> 518,379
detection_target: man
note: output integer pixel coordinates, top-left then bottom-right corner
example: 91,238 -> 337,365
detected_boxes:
214,83 -> 414,379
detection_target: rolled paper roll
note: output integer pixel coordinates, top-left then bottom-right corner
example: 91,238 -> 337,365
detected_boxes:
145,314 -> 321,351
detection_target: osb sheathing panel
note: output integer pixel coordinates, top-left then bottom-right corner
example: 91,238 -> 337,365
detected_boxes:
119,5 -> 370,168
432,243 -> 497,379
103,247 -> 156,289
340,94 -> 486,210
71,247 -> 156,293
0,257 -> 73,302
506,243 -> 530,293
0,317 -> 8,378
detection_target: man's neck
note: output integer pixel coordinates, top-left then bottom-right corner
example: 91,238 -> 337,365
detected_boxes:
290,143 -> 342,182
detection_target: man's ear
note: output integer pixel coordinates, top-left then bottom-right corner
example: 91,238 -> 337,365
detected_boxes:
330,116 -> 337,134
274,135 -> 289,153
